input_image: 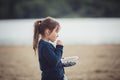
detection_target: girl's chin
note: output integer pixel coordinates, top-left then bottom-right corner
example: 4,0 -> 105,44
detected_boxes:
50,38 -> 57,42
50,40 -> 56,42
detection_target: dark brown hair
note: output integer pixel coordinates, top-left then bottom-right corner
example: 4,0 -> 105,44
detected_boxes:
33,17 -> 60,54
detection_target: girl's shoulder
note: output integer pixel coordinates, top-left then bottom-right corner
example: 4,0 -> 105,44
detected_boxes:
39,39 -> 54,48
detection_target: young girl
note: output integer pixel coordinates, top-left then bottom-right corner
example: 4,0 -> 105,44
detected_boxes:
33,17 -> 65,80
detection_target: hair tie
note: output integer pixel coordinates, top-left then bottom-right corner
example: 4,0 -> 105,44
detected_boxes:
38,20 -> 42,25
40,20 -> 42,23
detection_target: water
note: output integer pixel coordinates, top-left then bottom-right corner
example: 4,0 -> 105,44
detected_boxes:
0,18 -> 120,45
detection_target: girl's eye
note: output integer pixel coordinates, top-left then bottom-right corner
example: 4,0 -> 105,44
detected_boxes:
56,30 -> 59,33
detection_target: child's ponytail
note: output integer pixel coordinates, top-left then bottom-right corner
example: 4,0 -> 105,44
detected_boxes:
33,20 -> 41,54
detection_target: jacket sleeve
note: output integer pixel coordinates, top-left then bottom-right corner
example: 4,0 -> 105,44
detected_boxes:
42,45 -> 63,67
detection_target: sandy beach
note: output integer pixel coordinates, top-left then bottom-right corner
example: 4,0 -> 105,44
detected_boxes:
0,45 -> 120,80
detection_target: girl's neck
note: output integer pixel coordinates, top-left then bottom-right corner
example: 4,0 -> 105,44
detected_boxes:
41,36 -> 49,42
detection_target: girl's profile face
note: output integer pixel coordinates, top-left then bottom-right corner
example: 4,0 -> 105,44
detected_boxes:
48,26 -> 59,42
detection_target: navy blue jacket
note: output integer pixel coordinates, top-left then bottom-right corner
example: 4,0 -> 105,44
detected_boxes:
38,39 -> 64,80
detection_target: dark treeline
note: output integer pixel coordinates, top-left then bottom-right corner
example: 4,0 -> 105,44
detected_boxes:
0,0 -> 120,19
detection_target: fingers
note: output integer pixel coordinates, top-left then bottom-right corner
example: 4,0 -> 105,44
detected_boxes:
56,40 -> 63,46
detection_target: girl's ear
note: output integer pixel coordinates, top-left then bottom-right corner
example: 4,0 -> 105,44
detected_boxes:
45,29 -> 51,36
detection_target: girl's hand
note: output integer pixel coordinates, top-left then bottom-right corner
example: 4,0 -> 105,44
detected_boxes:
56,40 -> 63,46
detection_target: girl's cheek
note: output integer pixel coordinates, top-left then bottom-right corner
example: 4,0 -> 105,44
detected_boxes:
57,34 -> 59,37
56,33 -> 58,37
55,31 -> 58,36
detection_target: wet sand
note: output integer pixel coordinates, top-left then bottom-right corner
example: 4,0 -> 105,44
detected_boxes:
0,45 -> 120,80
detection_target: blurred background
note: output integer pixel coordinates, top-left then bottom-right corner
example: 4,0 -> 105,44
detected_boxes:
0,0 -> 120,18
0,0 -> 120,80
